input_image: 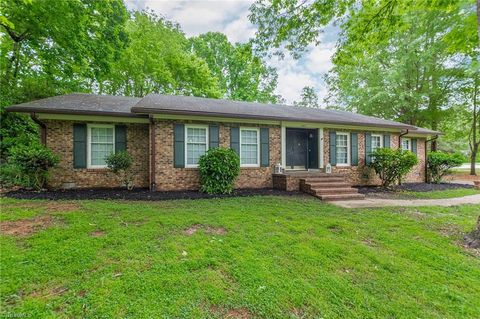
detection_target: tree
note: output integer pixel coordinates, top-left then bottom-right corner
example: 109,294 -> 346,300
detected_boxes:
104,11 -> 220,98
188,32 -> 281,103
0,0 -> 130,160
294,86 -> 319,108
326,8 -> 465,152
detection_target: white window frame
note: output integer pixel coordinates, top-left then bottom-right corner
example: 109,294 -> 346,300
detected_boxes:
239,127 -> 260,168
371,134 -> 383,153
87,124 -> 115,169
401,138 -> 412,151
185,124 -> 209,168
336,132 -> 350,166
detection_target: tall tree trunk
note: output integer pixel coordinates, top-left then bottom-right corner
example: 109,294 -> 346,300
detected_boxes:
471,77 -> 479,175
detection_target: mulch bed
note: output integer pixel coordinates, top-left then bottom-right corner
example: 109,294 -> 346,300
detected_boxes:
356,183 -> 475,199
4,188 -> 306,201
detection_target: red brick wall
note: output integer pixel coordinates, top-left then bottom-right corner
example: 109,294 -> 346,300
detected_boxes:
153,120 -> 281,191
323,129 -> 425,185
44,120 -> 149,188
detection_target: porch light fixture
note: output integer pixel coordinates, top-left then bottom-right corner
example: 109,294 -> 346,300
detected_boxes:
326,163 -> 332,174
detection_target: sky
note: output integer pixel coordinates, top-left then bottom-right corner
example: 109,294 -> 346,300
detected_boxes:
124,0 -> 339,105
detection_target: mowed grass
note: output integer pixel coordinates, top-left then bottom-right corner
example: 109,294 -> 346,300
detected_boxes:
1,196 -> 479,318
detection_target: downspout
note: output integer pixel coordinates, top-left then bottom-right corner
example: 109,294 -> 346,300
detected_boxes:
149,116 -> 156,191
30,113 -> 46,145
425,135 -> 439,182
398,129 -> 409,147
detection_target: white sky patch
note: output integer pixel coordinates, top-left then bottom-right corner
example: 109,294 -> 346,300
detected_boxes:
125,0 -> 338,105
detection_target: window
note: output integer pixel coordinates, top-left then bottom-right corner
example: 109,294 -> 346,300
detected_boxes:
186,125 -> 208,167
88,124 -> 115,168
240,128 -> 260,166
336,133 -> 350,165
371,134 -> 383,153
401,138 -> 411,151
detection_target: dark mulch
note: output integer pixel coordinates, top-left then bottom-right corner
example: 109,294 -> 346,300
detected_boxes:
356,183 -> 474,199
4,188 -> 307,201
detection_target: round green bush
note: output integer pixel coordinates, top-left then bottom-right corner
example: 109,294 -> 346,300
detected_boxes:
427,151 -> 464,183
8,142 -> 59,190
198,147 -> 240,194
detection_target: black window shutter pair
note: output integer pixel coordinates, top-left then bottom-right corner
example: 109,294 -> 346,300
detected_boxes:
230,127 -> 269,167
173,125 -> 270,168
73,124 -> 126,169
365,133 -> 392,165
329,131 -> 359,166
173,124 -> 222,168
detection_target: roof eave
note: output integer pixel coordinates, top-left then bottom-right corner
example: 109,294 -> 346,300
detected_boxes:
6,106 -> 148,118
131,107 -> 416,130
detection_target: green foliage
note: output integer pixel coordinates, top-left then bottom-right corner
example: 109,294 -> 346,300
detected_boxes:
104,11 -> 220,98
188,32 -> 281,103
427,152 -> 464,184
294,86 -> 319,108
7,142 -> 59,190
369,148 -> 418,188
105,151 -> 134,190
198,148 -> 240,194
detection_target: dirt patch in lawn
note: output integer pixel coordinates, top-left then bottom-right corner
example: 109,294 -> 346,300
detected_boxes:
1,201 -> 80,213
209,305 -> 252,319
90,230 -> 105,237
0,215 -> 60,237
184,224 -> 227,236
30,286 -> 69,299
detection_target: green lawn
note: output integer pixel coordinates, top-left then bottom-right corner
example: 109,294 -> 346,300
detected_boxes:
401,188 -> 479,199
1,196 -> 479,318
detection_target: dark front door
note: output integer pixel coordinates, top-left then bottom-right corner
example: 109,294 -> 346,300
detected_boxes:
286,128 -> 318,169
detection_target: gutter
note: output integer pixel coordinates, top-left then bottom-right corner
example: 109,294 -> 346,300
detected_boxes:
398,129 -> 409,146
424,135 -> 439,182
131,107 -> 416,131
8,107 -> 149,119
30,113 -> 47,145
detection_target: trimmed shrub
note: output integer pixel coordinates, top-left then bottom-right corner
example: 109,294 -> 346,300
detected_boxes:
198,147 -> 240,194
105,151 -> 135,190
427,152 -> 464,184
8,142 -> 59,190
369,148 -> 418,188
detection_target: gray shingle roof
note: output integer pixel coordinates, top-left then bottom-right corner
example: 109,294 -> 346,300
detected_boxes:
7,93 -> 144,117
7,92 -> 441,134
132,93 -> 425,131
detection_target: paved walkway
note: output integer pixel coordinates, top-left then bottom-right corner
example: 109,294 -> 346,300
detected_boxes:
332,194 -> 480,208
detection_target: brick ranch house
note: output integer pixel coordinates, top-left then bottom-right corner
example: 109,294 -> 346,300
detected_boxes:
7,93 -> 439,199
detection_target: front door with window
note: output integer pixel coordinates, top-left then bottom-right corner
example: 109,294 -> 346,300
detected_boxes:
286,128 -> 318,169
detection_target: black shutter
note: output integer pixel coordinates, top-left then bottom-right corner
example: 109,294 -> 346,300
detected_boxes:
383,134 -> 391,148
209,125 -> 219,149
230,127 -> 239,155
329,131 -> 337,166
365,132 -> 372,165
351,133 -> 358,166
412,139 -> 418,155
174,124 -> 185,168
73,123 -> 87,168
115,125 -> 127,153
260,128 -> 269,167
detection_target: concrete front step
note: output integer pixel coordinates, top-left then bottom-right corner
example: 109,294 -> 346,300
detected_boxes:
302,177 -> 345,183
311,187 -> 357,195
307,182 -> 351,188
316,193 -> 366,201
